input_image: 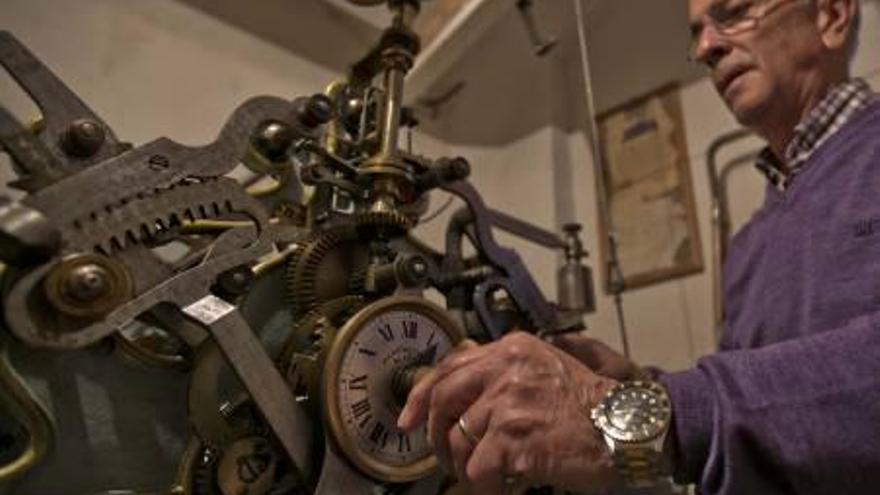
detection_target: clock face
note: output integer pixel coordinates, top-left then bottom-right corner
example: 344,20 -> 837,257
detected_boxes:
323,297 -> 463,482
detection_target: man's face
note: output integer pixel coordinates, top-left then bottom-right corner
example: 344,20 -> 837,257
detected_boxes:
688,0 -> 825,126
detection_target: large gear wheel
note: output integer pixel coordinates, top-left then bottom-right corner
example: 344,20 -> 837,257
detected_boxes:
285,228 -> 370,320
277,296 -> 367,410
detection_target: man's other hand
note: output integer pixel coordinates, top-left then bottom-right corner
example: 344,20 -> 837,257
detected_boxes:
552,334 -> 651,382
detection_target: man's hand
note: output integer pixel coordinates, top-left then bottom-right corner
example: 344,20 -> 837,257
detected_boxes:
552,334 -> 650,382
397,332 -> 619,493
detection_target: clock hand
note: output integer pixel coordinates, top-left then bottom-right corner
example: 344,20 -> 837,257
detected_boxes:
414,343 -> 439,367
392,340 -> 476,408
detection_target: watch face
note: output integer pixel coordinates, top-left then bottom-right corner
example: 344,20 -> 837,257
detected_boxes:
593,381 -> 671,443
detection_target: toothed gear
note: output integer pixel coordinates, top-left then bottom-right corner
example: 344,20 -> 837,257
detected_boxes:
67,176 -> 265,254
348,268 -> 367,295
276,295 -> 366,380
353,210 -> 414,238
285,228 -> 369,320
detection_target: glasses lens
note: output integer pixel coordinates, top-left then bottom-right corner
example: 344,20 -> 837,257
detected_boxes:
689,0 -> 772,60
713,1 -> 756,33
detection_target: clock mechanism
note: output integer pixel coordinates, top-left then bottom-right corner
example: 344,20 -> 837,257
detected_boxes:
0,0 -> 597,492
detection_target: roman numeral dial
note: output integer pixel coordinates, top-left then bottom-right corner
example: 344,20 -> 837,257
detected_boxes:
323,297 -> 465,483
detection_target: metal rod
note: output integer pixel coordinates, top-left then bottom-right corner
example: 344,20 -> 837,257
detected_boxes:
0,336 -> 54,482
573,0 -> 630,357
380,66 -> 406,158
487,208 -> 566,249
706,128 -> 753,339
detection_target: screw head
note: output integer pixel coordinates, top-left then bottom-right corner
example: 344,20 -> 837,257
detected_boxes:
302,94 -> 334,127
399,255 -> 430,286
253,120 -> 293,162
61,119 -> 105,158
214,265 -> 255,297
411,260 -> 427,275
64,263 -> 110,301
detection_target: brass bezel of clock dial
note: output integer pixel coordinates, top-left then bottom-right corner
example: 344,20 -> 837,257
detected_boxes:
322,295 -> 465,483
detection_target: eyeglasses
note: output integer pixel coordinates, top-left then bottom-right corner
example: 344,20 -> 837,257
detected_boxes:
688,0 -> 799,61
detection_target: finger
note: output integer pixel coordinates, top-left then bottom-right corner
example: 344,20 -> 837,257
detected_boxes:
431,335 -> 568,458
463,427 -> 507,494
552,335 -> 647,381
445,416 -> 475,480
398,339 -> 490,430
427,357 -> 500,462
442,397 -> 493,480
428,362 -> 496,455
552,334 -> 608,367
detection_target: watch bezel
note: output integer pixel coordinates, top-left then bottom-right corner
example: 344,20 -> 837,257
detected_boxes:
591,380 -> 672,444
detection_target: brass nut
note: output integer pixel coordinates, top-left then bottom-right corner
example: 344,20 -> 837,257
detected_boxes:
43,253 -> 132,319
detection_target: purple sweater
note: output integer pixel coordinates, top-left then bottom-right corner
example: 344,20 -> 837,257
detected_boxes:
659,98 -> 880,494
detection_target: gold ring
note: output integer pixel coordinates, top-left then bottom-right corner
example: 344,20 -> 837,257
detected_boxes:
503,474 -> 523,494
457,416 -> 480,446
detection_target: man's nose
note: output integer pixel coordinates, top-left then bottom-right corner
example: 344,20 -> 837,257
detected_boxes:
693,22 -> 729,67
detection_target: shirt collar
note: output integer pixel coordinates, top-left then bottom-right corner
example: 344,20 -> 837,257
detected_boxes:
755,78 -> 874,191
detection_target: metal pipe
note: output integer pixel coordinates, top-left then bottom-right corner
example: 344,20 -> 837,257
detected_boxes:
706,128 -> 752,338
0,338 -> 54,483
573,0 -> 630,357
377,2 -> 418,161
0,265 -> 54,483
379,65 -> 406,158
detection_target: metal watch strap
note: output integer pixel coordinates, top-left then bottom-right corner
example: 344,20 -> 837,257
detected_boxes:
613,445 -> 665,488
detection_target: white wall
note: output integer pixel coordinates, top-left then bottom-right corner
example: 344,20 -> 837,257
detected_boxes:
1,0 -> 341,144
418,0 -> 880,372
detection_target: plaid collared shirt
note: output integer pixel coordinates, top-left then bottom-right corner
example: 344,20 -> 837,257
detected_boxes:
755,78 -> 875,191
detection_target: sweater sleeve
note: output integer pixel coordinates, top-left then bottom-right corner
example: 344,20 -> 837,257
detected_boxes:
658,311 -> 880,494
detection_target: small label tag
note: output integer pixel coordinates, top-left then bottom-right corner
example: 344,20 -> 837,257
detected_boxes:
183,295 -> 236,325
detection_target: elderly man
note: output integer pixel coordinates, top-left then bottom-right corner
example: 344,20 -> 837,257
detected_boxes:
399,0 -> 880,493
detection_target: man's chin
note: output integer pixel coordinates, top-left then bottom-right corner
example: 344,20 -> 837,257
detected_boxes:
725,95 -> 767,127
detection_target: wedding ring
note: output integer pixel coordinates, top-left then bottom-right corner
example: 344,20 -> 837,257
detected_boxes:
503,474 -> 520,486
457,416 -> 480,446
503,474 -> 523,495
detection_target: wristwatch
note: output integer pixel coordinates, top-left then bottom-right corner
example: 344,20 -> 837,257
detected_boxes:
590,380 -> 672,487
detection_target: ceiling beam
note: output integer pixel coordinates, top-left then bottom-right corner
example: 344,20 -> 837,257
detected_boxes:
414,0 -> 474,48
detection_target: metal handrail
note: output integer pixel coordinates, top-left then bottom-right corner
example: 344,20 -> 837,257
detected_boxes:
706,128 -> 754,341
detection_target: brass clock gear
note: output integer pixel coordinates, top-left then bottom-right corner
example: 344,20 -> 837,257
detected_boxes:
277,295 -> 367,403
353,210 -> 414,239
285,228 -> 370,320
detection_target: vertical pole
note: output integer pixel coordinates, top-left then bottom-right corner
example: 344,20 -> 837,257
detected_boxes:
572,0 -> 630,357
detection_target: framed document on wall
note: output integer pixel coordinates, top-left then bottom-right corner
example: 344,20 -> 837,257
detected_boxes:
597,83 -> 703,291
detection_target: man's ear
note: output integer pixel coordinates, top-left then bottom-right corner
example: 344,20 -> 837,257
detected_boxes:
816,0 -> 858,51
